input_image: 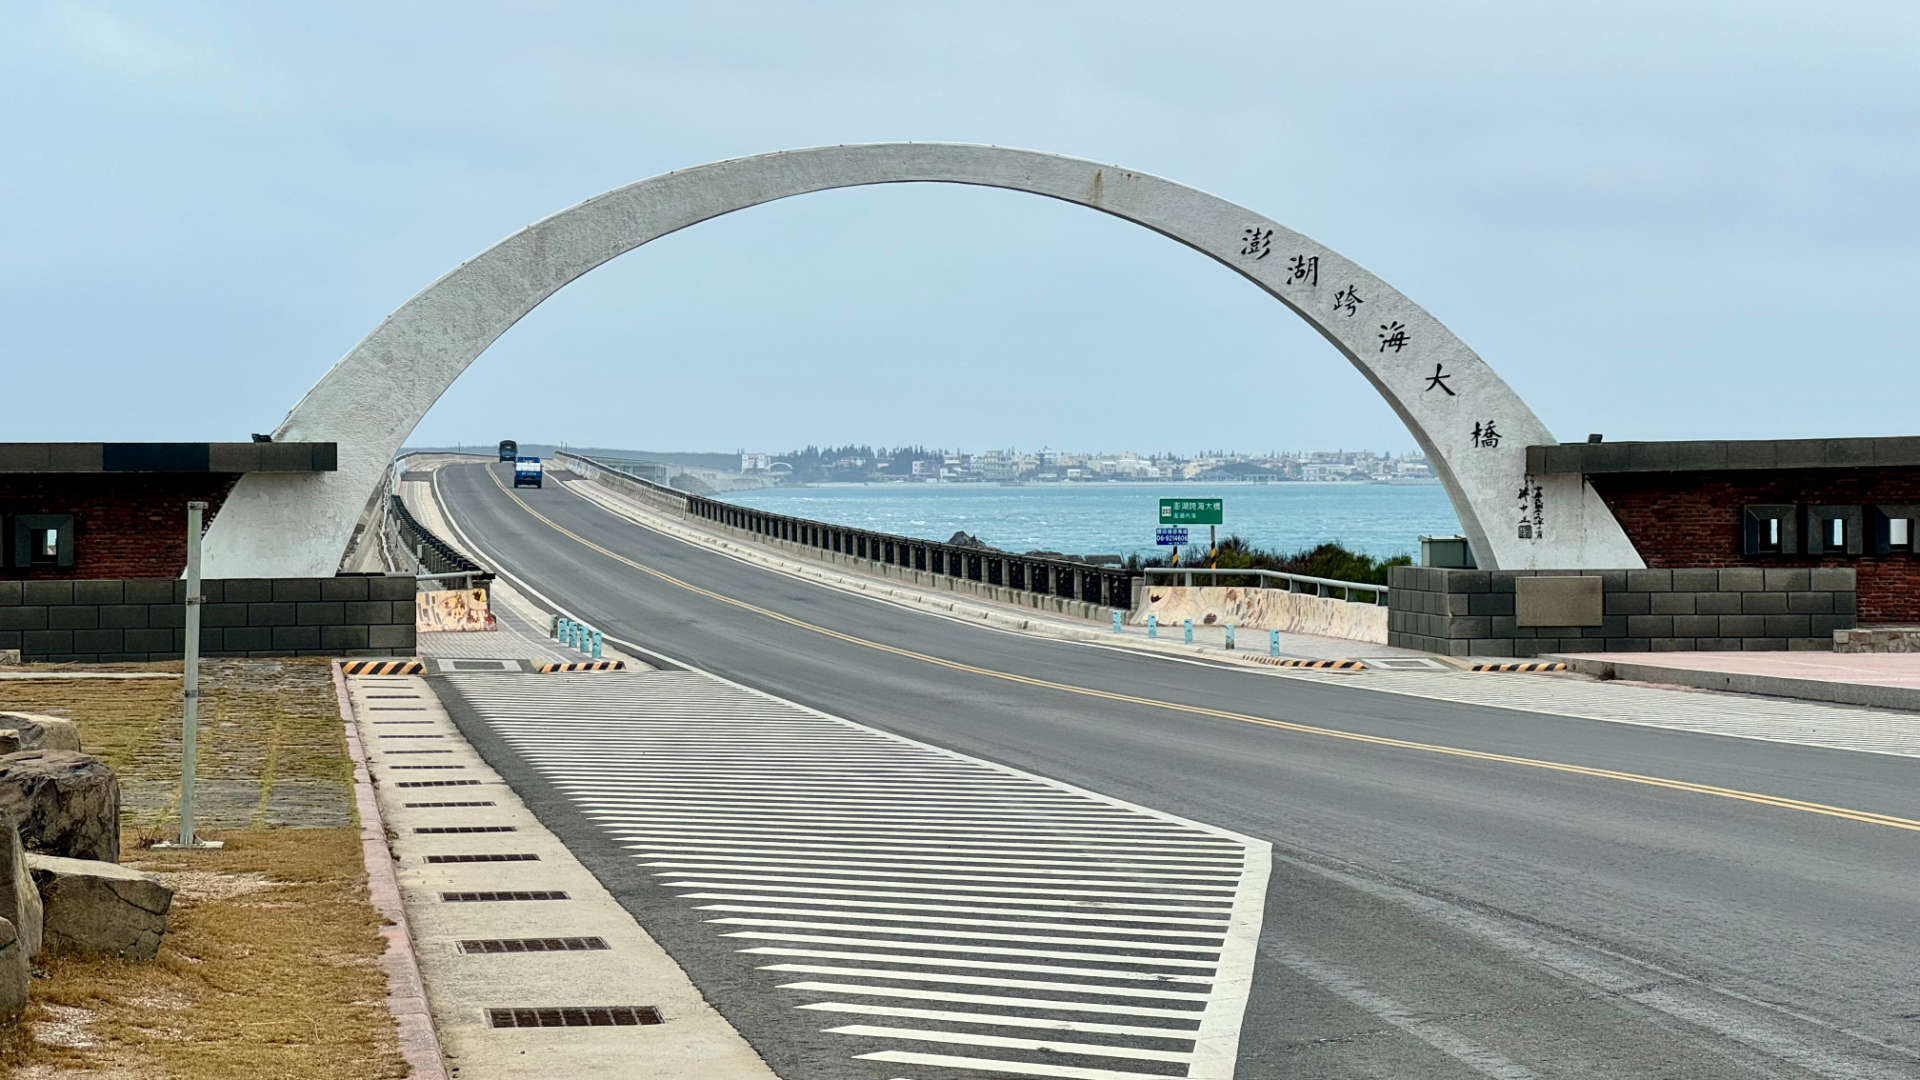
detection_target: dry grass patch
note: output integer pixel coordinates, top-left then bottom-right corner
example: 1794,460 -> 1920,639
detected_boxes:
0,661 -> 406,1079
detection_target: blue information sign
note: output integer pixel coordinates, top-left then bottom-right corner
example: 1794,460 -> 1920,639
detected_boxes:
1156,526 -> 1189,546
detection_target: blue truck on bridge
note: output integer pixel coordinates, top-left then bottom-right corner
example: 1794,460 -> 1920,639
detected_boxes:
513,456 -> 543,489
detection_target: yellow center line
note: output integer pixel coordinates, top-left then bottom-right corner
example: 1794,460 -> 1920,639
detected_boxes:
486,467 -> 1920,835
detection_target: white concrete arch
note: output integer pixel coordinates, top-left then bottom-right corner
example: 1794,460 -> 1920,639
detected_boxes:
200,143 -> 1643,577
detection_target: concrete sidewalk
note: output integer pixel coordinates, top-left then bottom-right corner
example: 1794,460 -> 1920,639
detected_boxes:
1549,651 -> 1920,711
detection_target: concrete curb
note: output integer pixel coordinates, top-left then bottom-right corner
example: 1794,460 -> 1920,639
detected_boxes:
1544,654 -> 1920,712
332,661 -> 449,1080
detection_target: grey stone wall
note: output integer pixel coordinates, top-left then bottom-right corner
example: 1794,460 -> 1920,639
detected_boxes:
0,575 -> 416,662
1388,566 -> 1855,657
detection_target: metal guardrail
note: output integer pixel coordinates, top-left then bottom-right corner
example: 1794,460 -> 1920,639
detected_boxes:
1142,566 -> 1388,605
388,494 -> 492,583
557,451 -> 1140,610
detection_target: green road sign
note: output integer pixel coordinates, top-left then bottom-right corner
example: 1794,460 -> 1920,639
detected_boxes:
1159,498 -> 1223,525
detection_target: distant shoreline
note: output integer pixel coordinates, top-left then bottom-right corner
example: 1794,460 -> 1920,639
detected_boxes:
763,479 -> 1441,490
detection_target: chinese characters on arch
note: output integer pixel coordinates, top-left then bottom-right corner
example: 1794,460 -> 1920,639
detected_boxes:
1516,476 -> 1545,541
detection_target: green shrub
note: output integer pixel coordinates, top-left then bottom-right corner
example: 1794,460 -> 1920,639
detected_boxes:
1125,537 -> 1409,588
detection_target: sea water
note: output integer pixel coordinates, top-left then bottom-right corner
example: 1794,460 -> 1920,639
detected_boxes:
717,481 -> 1460,561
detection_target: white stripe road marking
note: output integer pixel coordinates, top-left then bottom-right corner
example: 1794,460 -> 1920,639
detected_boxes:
596,811 -> 1209,833
777,981 -> 1207,1019
697,905 -> 1230,939
607,828 -> 1244,852
797,1002 -> 1201,1039
627,838 -> 1246,865
723,932 -> 1221,967
829,1023 -> 1193,1064
654,872 -> 1238,901
450,668 -> 1267,1079
711,920 -> 1226,953
666,885 -> 1235,915
753,965 -> 1214,1000
855,1049 -> 1177,1079
646,859 -> 1238,884
739,948 -> 1218,983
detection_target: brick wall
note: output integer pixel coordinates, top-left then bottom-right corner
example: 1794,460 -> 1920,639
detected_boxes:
1589,467 -> 1920,622
1389,565 -> 1856,657
0,575 -> 416,662
0,474 -> 239,579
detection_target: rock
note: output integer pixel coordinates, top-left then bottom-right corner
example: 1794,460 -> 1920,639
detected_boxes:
0,813 -> 42,960
28,854 -> 171,961
0,917 -> 24,1025
0,751 -> 120,863
0,714 -> 82,753
0,732 -> 18,757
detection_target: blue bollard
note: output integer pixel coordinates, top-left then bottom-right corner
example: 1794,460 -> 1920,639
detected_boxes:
1183,618 -> 1193,644
1147,614 -> 1158,639
591,630 -> 603,659
555,616 -> 568,641
1225,624 -> 1235,650
575,624 -> 586,652
1270,629 -> 1280,657
1112,611 -> 1122,634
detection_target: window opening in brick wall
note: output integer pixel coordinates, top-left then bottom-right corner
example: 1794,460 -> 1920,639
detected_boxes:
11,514 -> 75,569
1871,505 -> 1919,554
1806,505 -> 1864,556
1743,505 -> 1795,556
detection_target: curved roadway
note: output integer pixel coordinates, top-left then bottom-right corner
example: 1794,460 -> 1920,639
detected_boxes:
433,462 -> 1920,1079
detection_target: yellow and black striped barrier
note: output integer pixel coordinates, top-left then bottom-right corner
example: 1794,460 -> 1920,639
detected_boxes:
341,659 -> 425,676
538,661 -> 626,673
1469,661 -> 1568,673
1271,658 -> 1368,670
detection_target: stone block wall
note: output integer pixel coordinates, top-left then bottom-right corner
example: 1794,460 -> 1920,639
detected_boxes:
0,575 -> 416,662
1388,565 -> 1855,656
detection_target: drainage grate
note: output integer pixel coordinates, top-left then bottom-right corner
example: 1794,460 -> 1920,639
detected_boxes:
378,734 -> 445,739
416,825 -> 516,834
448,659 -> 523,672
370,706 -> 428,711
372,720 -> 435,725
398,779 -> 483,788
385,750 -> 453,755
405,800 -> 496,808
442,890 -> 568,902
368,694 -> 422,699
459,936 -> 608,954
425,852 -> 540,863
389,764 -> 464,770
486,1005 -> 659,1028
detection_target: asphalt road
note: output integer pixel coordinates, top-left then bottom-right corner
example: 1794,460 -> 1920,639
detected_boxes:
432,462 -> 1920,1079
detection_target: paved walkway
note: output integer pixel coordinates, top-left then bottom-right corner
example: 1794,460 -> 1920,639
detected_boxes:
1567,650 -> 1920,688
1278,665 -> 1920,758
345,670 -> 774,1079
1551,650 -> 1920,712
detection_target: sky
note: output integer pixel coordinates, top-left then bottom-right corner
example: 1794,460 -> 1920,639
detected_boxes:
3,2 -> 1917,456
